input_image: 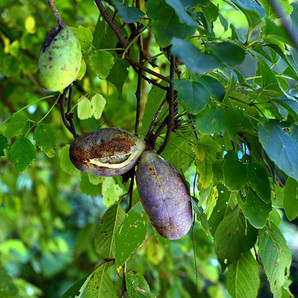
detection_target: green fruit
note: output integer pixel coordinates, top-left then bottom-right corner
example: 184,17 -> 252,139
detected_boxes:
136,150 -> 192,240
69,128 -> 146,177
37,25 -> 82,92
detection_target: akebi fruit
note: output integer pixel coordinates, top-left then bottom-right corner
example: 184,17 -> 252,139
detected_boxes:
69,128 -> 146,177
136,150 -> 192,240
37,25 -> 82,92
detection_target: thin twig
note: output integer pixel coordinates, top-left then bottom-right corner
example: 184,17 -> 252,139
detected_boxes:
48,0 -> 64,26
157,55 -> 175,154
94,0 -> 128,48
146,98 -> 167,139
268,0 -> 298,48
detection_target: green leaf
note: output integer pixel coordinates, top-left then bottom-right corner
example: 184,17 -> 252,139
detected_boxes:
263,17 -> 295,47
84,262 -> 117,297
115,207 -> 148,269
9,137 -> 36,172
196,157 -> 213,189
114,1 -> 144,23
93,16 -> 118,50
246,163 -> 271,204
259,0 -> 293,18
231,1 -> 262,29
171,38 -> 223,74
126,271 -> 155,298
0,267 -> 18,296
210,42 -> 246,67
94,203 -> 126,259
196,75 -> 225,101
33,124 -> 56,158
165,0 -> 197,26
173,79 -> 210,114
160,131 -> 195,173
91,93 -> 106,120
80,173 -> 101,197
208,184 -> 230,236
283,177 -> 298,221
59,144 -> 80,176
106,55 -> 129,99
89,50 -> 114,79
258,224 -> 292,297
238,190 -> 272,229
257,57 -> 285,97
191,197 -> 210,236
62,275 -> 89,298
214,206 -> 257,271
269,208 -> 281,227
88,173 -> 104,185
258,119 -> 298,181
77,96 -> 93,120
71,25 -> 93,52
146,0 -> 196,47
227,251 -> 260,298
0,135 -> 8,157
102,177 -> 124,207
4,113 -> 30,138
223,151 -> 247,191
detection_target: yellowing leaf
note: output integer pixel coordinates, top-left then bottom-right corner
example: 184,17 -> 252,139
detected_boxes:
91,93 -> 106,119
25,15 -> 36,34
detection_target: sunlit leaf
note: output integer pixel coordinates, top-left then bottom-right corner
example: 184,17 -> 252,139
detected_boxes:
71,25 -> 93,52
91,93 -> 106,120
89,50 -> 114,79
77,96 -> 93,120
9,137 -> 36,172
33,124 -> 56,158
4,114 -> 30,138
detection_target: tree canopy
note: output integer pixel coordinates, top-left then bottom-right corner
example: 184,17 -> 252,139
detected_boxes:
0,0 -> 298,297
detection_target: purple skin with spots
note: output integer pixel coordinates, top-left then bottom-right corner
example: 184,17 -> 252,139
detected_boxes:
136,150 -> 192,240
69,128 -> 146,177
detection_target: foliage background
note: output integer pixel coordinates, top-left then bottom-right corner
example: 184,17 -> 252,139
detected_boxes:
0,0 -> 298,297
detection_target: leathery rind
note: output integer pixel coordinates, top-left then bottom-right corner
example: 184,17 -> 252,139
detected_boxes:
136,150 -> 192,240
69,128 -> 146,177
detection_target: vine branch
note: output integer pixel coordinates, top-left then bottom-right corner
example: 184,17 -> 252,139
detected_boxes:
48,0 -> 64,26
157,55 -> 175,154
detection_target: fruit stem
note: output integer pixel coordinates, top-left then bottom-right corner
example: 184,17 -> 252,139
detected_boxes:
48,0 -> 64,26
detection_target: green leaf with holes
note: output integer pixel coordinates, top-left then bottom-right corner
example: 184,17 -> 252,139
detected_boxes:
94,203 -> 126,259
9,137 -> 36,172
33,124 -> 56,158
227,251 -> 260,298
126,271 -> 155,298
115,206 -> 148,270
84,262 -> 117,297
258,224 -> 292,297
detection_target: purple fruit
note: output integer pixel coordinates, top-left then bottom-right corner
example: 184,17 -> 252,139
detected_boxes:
136,150 -> 192,240
69,128 -> 146,177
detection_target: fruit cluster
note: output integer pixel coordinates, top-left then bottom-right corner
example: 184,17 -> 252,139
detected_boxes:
38,24 -> 192,240
69,128 -> 192,240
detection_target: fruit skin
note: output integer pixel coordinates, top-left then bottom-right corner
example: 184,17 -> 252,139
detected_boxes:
69,128 -> 146,177
136,150 -> 192,240
37,25 -> 82,92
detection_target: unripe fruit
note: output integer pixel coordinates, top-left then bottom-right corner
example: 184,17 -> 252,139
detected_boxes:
69,128 -> 146,177
136,150 -> 192,240
37,25 -> 82,92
